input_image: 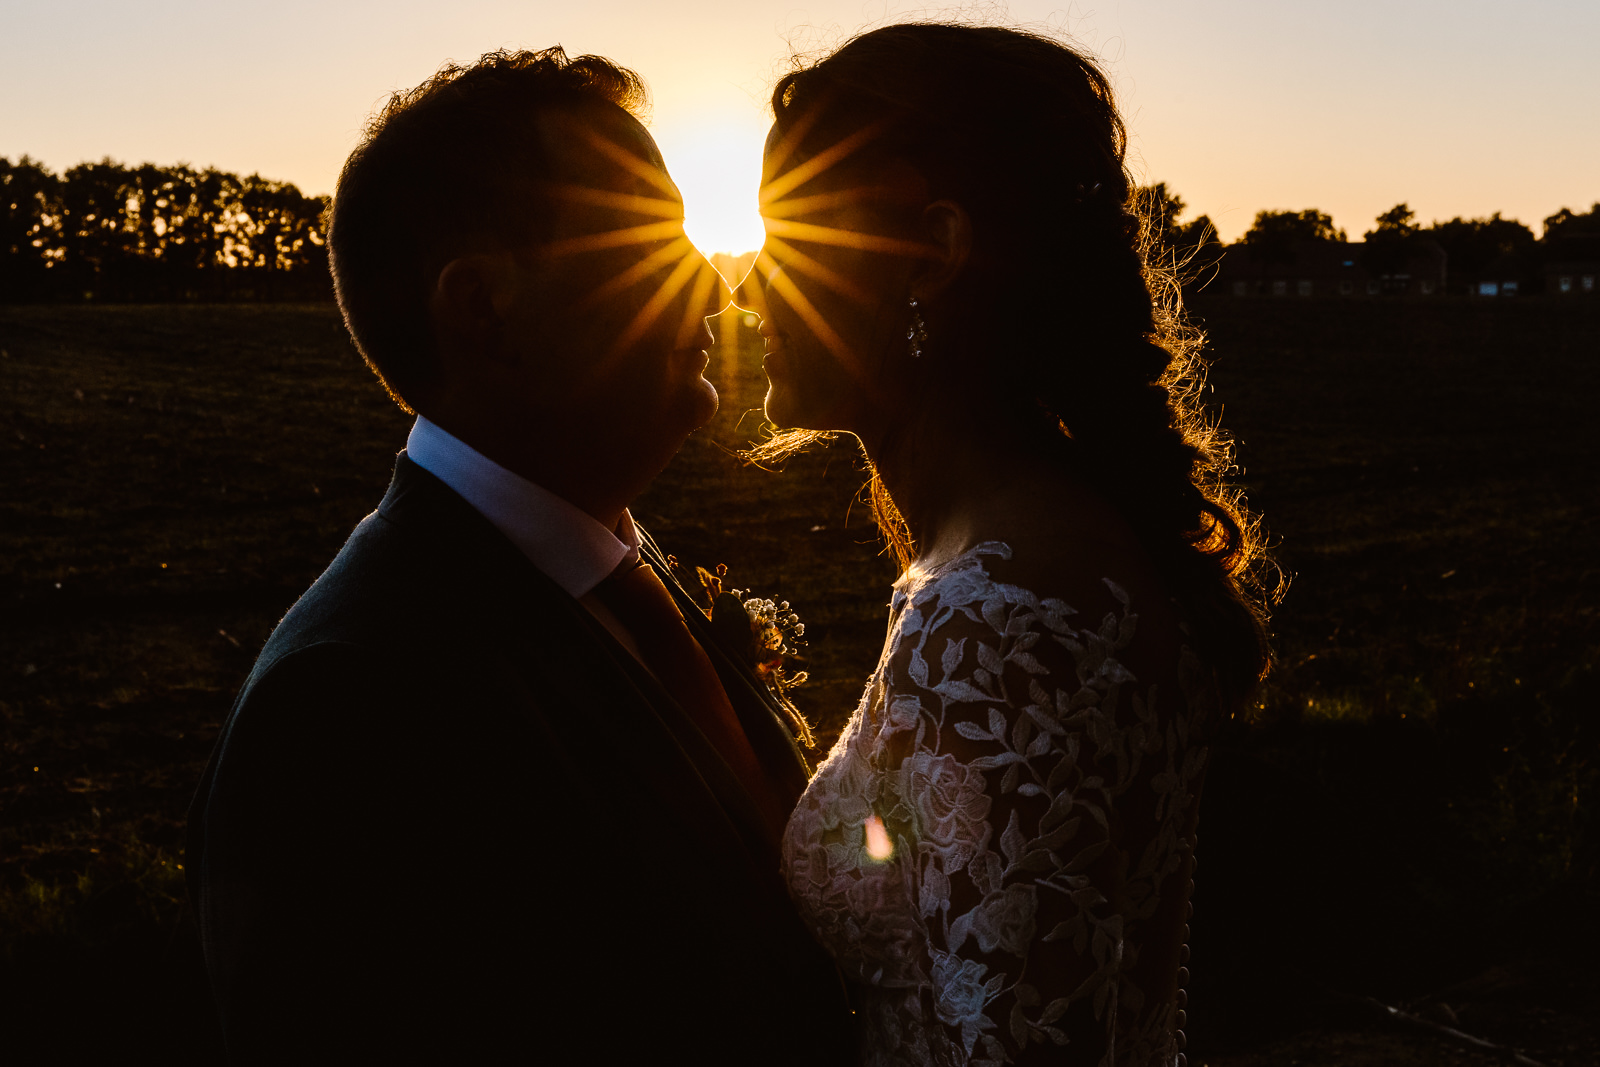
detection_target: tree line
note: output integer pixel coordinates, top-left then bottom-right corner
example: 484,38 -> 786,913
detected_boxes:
1143,182 -> 1600,295
4,154 -> 1595,303
1,156 -> 330,303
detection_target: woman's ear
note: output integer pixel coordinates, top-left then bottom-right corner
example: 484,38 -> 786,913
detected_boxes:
910,199 -> 973,301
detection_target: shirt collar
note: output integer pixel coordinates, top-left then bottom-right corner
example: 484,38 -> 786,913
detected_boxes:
405,416 -> 640,599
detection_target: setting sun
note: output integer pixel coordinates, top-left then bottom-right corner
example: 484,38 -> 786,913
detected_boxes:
653,111 -> 768,257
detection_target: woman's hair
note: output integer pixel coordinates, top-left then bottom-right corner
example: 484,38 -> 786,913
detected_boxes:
760,23 -> 1278,708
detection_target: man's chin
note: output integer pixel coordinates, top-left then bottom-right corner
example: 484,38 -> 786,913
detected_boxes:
685,374 -> 719,430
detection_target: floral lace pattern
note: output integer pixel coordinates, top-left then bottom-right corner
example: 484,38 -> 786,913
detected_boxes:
782,543 -> 1216,1066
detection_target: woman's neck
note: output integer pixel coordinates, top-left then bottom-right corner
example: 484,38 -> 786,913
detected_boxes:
860,392 -> 1036,569
865,405 -> 1132,594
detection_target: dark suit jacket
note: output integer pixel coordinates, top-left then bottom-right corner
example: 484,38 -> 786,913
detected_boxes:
186,454 -> 853,1064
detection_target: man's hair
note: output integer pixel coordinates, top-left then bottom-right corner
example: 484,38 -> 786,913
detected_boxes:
327,47 -> 647,410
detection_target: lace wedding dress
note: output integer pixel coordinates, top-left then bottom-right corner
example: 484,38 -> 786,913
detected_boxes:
782,543 -> 1216,1067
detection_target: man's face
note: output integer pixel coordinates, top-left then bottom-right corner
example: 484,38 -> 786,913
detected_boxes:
504,103 -> 723,460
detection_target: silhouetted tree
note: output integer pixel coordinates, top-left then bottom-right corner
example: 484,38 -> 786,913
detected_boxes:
57,159 -> 141,299
1542,203 -> 1600,241
0,155 -> 330,303
0,156 -> 62,302
1241,208 -> 1346,263
1361,202 -> 1422,274
1369,203 -> 1419,235
1242,208 -> 1345,244
232,174 -> 330,296
123,163 -> 220,299
1425,213 -> 1535,291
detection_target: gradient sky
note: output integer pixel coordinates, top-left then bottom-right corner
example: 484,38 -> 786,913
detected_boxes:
2,1 -> 1595,252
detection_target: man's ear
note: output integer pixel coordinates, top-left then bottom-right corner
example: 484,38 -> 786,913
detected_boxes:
910,200 -> 973,302
430,251 -> 520,363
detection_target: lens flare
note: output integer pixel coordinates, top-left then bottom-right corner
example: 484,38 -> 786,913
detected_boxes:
764,236 -> 873,306
608,250 -> 707,357
759,121 -> 884,210
545,219 -> 684,259
757,248 -> 858,375
760,186 -> 876,220
864,815 -> 894,862
577,126 -> 680,199
763,218 -> 931,258
580,235 -> 696,309
674,258 -> 722,349
551,183 -> 684,219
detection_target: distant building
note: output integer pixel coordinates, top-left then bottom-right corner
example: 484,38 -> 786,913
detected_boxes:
1540,234 -> 1600,297
1473,253 -> 1528,297
1545,265 -> 1598,295
1213,239 -> 1447,297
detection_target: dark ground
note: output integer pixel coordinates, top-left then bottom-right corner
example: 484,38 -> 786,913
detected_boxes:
1,297 -> 1596,1063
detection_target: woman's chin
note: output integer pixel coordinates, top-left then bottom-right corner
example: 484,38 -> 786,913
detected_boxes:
763,383 -> 806,430
762,365 -> 847,432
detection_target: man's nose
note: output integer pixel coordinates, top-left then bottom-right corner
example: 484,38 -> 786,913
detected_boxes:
707,258 -> 733,317
685,248 -> 731,318
673,250 -> 730,350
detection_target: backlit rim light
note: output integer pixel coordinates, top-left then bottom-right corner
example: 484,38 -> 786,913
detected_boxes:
544,127 -> 726,360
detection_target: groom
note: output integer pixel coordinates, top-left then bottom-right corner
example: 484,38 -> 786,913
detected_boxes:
186,49 -> 852,1064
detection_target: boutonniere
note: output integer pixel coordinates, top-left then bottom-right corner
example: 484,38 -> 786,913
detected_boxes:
669,557 -> 817,749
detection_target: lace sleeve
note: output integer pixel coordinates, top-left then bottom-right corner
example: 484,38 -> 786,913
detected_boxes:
870,549 -> 1200,1066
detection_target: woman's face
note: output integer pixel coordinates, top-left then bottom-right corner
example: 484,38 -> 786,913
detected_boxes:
750,127 -> 930,436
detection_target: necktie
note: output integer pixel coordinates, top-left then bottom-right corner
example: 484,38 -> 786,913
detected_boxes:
592,560 -> 790,845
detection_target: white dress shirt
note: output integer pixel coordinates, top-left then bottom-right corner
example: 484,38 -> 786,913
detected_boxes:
405,416 -> 640,599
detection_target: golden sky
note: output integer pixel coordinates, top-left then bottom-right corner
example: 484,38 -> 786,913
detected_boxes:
2,0 -> 1596,251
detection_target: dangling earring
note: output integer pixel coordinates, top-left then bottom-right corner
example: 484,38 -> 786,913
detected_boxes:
906,296 -> 928,359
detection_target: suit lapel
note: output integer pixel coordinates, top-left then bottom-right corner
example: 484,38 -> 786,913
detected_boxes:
380,455 -> 783,865
634,527 -> 814,799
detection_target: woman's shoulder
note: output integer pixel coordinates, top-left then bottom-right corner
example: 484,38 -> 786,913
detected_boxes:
909,519 -> 1178,629
894,525 -> 1191,702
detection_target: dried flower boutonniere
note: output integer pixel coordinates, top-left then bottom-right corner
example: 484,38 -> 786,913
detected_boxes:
669,557 -> 817,749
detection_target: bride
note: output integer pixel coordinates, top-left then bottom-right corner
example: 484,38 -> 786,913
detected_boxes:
746,23 -> 1274,1067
